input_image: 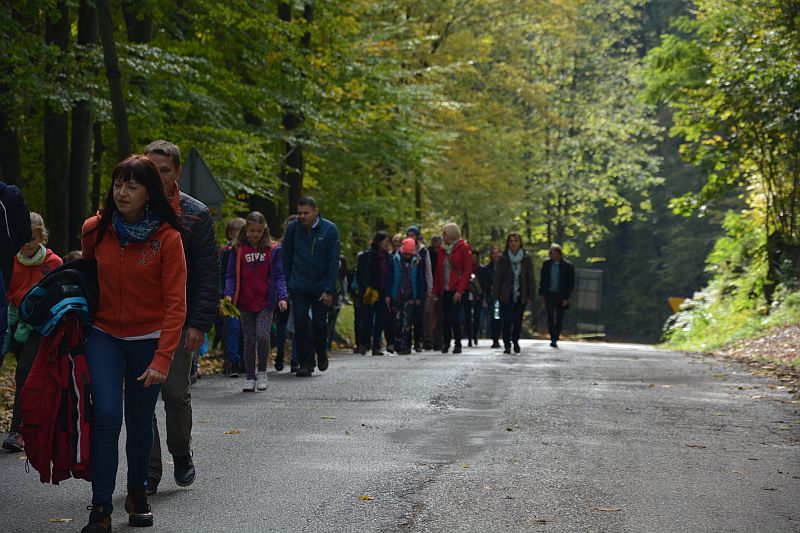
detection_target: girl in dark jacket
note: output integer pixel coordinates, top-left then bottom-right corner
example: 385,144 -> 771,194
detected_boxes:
492,232 -> 536,354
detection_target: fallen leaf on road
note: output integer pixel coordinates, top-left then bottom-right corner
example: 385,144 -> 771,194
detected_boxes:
223,429 -> 241,435
49,518 -> 73,523
461,464 -> 471,469
535,517 -> 550,523
197,419 -> 210,424
359,495 -> 374,501
712,373 -> 727,380
504,495 -> 515,500
593,507 -> 622,512
321,416 -> 337,420
506,427 -> 513,432
762,487 -> 776,491
686,444 -> 707,449
732,470 -> 744,475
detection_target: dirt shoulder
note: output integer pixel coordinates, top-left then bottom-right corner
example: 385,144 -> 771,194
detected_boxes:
713,322 -> 800,393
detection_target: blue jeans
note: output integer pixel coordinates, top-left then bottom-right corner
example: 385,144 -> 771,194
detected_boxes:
224,316 -> 241,364
85,328 -> 162,512
291,292 -> 328,370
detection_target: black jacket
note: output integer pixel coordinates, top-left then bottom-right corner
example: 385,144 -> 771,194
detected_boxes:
0,182 -> 31,286
538,258 -> 575,300
179,192 -> 220,333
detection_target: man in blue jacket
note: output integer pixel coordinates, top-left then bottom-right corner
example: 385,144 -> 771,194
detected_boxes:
282,196 -> 340,376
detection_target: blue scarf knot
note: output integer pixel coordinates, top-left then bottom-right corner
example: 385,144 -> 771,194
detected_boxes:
113,209 -> 163,247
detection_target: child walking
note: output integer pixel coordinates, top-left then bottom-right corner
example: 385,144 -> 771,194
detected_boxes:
224,212 -> 288,392
219,217 -> 246,377
2,212 -> 63,452
388,238 -> 424,355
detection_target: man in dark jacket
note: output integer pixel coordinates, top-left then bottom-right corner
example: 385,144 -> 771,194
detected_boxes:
0,181 -> 31,367
144,141 -> 220,493
538,243 -> 575,348
282,196 -> 340,376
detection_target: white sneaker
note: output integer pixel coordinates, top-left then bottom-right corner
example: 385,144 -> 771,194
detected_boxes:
242,379 -> 256,392
256,371 -> 267,391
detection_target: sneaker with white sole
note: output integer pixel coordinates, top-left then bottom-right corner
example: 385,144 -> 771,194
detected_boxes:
242,379 -> 256,392
256,371 -> 267,391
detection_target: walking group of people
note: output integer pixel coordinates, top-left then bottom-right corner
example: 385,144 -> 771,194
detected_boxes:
1,137 -> 574,532
0,139 -> 340,532
348,224 -> 575,358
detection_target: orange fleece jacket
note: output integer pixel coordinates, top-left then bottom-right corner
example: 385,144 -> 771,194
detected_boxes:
6,249 -> 63,307
81,215 -> 187,375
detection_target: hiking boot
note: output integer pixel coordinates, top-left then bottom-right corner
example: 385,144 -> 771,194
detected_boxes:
441,345 -> 449,354
242,379 -> 256,392
503,344 -> 511,354
296,367 -> 313,377
371,350 -> 384,356
256,371 -> 268,391
173,453 -> 196,486
144,476 -> 158,495
452,343 -> 462,354
274,357 -> 284,371
2,432 -> 24,452
81,505 -> 112,533
227,362 -> 240,378
513,341 -> 521,354
125,491 -> 153,527
491,341 -> 501,348
468,339 -> 473,347
290,364 -> 300,373
317,352 -> 329,371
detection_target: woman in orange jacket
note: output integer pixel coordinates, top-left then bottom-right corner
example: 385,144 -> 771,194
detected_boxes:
432,222 -> 472,353
80,155 -> 187,533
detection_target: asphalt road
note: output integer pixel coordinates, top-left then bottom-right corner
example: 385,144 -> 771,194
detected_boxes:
1,340 -> 798,532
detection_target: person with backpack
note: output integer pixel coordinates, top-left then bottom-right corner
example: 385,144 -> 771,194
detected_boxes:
405,226 -> 432,352
2,212 -> 62,453
493,232 -> 537,354
388,238 -> 424,354
224,211 -> 288,392
433,223 -> 471,354
0,180 -> 31,367
79,155 -> 187,533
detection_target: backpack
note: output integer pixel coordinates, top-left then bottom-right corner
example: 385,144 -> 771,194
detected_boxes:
20,258 -> 98,336
19,315 -> 92,484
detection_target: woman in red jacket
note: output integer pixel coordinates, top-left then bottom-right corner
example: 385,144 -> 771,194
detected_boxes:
80,155 -> 187,533
433,222 -> 471,353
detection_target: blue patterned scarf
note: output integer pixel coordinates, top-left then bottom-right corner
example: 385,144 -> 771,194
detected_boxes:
113,209 -> 163,247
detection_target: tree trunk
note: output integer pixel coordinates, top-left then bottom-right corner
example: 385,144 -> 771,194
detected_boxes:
0,114 -> 20,185
44,1 -> 70,254
278,2 -> 313,213
91,122 -> 104,212
68,0 -> 99,250
98,0 -> 131,160
121,0 -> 154,43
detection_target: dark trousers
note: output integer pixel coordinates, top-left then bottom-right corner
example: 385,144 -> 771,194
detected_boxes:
292,292 -> 328,370
544,292 -> 566,342
411,301 -> 423,349
442,291 -> 464,347
359,300 -> 387,351
392,299 -> 415,352
465,299 -> 481,341
501,301 -> 525,346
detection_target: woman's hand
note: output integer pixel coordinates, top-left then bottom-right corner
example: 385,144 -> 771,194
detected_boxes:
278,300 -> 288,312
137,368 -> 167,388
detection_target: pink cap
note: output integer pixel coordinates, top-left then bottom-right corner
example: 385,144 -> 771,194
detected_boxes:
401,238 -> 416,255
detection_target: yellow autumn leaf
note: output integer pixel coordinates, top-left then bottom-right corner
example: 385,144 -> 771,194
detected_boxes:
223,429 -> 241,435
359,495 -> 373,501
